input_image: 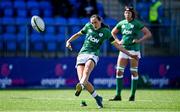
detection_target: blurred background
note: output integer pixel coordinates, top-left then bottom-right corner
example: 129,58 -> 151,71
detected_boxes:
0,0 -> 180,89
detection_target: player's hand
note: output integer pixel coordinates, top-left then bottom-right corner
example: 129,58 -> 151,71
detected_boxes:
132,39 -> 140,44
130,54 -> 139,60
118,39 -> 123,45
66,41 -> 72,51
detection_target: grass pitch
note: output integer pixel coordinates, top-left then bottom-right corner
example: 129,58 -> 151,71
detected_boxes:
0,89 -> 179,112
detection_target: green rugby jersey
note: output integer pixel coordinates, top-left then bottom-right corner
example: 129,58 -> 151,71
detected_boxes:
116,19 -> 144,51
80,22 -> 114,56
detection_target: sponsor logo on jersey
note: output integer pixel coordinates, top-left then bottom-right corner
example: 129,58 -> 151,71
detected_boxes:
88,36 -> 99,43
121,24 -> 134,35
122,29 -> 132,35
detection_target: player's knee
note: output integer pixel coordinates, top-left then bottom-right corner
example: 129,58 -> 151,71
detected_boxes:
130,67 -> 138,72
131,72 -> 138,77
116,66 -> 125,76
130,67 -> 138,77
116,70 -> 123,76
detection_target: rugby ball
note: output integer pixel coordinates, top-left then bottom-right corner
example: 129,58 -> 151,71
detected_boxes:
31,15 -> 45,32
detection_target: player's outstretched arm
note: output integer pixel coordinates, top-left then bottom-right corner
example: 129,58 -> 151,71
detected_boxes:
113,41 -> 139,60
66,31 -> 82,51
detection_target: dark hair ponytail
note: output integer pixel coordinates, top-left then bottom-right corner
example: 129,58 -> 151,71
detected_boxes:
101,23 -> 110,29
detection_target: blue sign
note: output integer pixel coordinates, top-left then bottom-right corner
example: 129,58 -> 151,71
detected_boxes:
0,57 -> 180,89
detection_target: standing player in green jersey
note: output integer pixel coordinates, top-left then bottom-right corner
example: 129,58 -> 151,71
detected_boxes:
109,6 -> 152,101
66,14 -> 138,108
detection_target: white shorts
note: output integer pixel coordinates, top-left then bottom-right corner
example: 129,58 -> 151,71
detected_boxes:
76,54 -> 99,67
119,50 -> 141,59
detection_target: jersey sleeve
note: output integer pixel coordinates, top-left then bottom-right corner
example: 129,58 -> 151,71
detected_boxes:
80,23 -> 89,34
115,22 -> 122,32
136,20 -> 144,30
106,29 -> 115,44
109,36 -> 115,44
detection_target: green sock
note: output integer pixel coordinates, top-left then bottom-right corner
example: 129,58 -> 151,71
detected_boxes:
130,79 -> 138,97
116,77 -> 123,96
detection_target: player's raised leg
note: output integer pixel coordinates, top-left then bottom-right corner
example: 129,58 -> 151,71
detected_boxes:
76,65 -> 88,106
75,65 -> 85,96
82,60 -> 103,108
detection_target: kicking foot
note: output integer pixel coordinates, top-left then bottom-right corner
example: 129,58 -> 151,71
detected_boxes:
96,96 -> 103,109
75,83 -> 82,96
129,95 -> 135,101
109,95 -> 121,101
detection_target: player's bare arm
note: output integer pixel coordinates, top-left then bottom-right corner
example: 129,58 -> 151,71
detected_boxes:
133,27 -> 152,44
111,27 -> 122,44
66,31 -> 83,50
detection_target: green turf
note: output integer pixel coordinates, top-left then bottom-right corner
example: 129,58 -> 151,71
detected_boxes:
0,89 -> 179,112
